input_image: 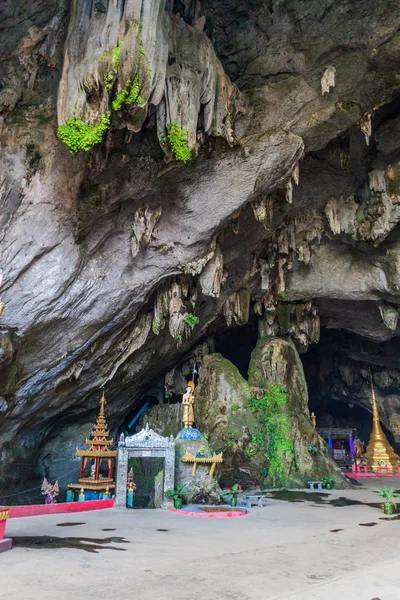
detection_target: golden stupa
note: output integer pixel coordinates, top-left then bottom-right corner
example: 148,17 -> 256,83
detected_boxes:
363,370 -> 399,473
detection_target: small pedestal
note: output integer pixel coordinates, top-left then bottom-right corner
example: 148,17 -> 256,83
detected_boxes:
175,437 -> 223,505
0,508 -> 12,553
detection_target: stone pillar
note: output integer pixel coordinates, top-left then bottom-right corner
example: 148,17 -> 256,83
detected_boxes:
162,438 -> 175,508
115,444 -> 128,508
349,436 -> 355,457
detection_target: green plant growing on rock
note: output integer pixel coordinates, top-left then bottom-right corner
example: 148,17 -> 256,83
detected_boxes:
183,313 -> 199,330
231,403 -> 240,412
57,112 -> 111,153
112,76 -> 142,111
152,317 -> 161,335
100,42 -> 124,90
166,122 -> 192,163
248,382 -> 294,487
226,430 -> 236,447
244,446 -> 256,458
308,442 -> 318,454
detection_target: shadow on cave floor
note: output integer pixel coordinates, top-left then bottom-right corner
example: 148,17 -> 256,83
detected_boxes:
11,535 -> 129,553
266,490 -> 384,510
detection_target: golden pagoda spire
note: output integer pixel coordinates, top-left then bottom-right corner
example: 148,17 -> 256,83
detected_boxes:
363,368 -> 399,472
99,389 -> 106,417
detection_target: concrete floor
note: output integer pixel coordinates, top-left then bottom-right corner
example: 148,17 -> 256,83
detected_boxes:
2,478 -> 400,600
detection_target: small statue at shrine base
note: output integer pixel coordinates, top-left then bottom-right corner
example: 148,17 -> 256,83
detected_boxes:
177,381 -> 202,440
41,478 -> 59,504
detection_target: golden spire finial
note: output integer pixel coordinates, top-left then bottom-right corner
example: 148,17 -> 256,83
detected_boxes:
368,367 -> 379,423
100,389 -> 106,415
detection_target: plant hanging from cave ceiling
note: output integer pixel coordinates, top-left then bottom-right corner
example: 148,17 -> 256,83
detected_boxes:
57,112 -> 111,153
166,122 -> 192,163
183,313 -> 199,330
248,382 -> 294,486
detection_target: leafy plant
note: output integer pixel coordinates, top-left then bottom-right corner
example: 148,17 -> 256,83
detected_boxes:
183,313 -> 199,330
166,122 -> 192,163
164,390 -> 173,400
244,446 -> 256,458
100,42 -> 124,90
175,333 -> 182,343
231,403 -> 240,412
222,483 -> 240,507
112,76 -> 142,111
375,486 -> 398,503
152,317 -> 161,335
248,382 -> 294,487
308,442 -> 318,454
166,484 -> 189,508
226,430 -> 236,447
202,432 -> 209,441
321,476 -> 335,489
57,112 -> 111,153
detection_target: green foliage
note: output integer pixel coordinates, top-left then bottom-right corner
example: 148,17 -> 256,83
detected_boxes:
308,442 -> 318,455
57,112 -> 110,153
152,317 -> 161,335
248,382 -> 293,486
99,42 -> 123,91
221,483 -> 240,502
244,446 -> 256,458
164,389 -> 173,400
166,484 -> 189,501
139,18 -> 143,33
202,432 -> 209,441
375,486 -> 398,504
166,122 -> 192,163
112,76 -> 142,111
226,430 -> 236,447
231,403 -> 240,412
183,313 -> 199,330
175,334 -> 183,344
321,476 -> 335,488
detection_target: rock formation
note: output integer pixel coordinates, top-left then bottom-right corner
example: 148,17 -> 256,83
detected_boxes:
1,0 -> 400,494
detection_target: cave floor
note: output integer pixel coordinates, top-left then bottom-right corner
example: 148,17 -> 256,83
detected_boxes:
2,478 -> 400,600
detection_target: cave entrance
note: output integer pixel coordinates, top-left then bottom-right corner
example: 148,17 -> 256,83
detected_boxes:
300,326 -> 398,469
214,316 -> 259,378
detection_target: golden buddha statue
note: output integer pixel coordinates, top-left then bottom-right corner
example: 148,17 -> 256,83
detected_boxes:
363,369 -> 399,472
310,411 -> 317,428
182,381 -> 195,428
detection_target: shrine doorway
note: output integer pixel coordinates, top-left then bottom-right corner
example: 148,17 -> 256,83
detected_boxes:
115,425 -> 175,508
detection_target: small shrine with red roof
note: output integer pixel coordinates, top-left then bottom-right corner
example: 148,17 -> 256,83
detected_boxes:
67,391 -> 116,499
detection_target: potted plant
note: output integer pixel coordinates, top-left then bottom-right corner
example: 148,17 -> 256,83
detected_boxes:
375,486 -> 398,515
166,484 -> 189,509
322,476 -> 335,490
223,483 -> 240,507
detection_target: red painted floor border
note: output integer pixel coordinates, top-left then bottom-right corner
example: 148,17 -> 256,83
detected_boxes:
8,499 -> 114,518
345,472 -> 400,479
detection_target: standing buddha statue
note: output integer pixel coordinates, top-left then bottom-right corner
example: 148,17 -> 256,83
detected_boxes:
182,381 -> 195,428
